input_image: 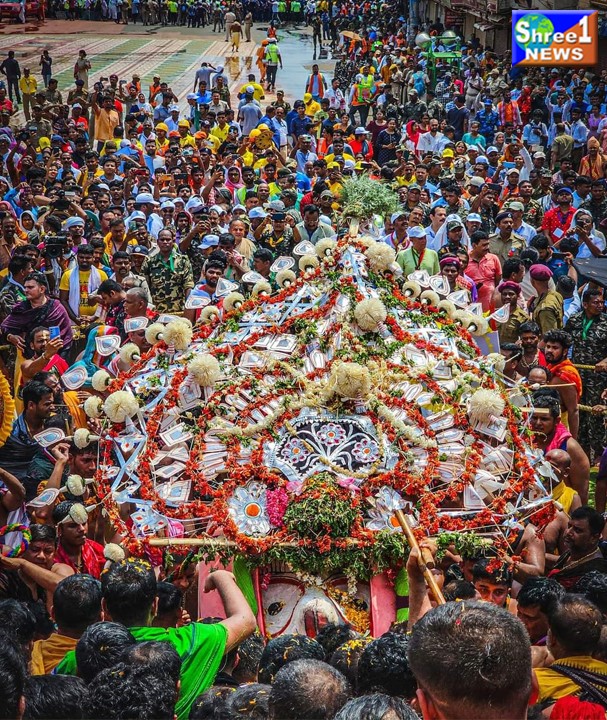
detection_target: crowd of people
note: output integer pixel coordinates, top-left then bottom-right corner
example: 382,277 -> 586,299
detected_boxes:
1,4 -> 607,719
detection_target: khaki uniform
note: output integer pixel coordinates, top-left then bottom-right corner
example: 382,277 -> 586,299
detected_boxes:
531,290 -> 563,334
488,231 -> 526,266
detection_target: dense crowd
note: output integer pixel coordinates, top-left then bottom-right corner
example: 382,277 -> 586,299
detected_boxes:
2,3 -> 607,719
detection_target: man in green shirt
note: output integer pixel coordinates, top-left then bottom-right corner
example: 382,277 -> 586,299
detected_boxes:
397,226 -> 439,277
54,559 -> 256,720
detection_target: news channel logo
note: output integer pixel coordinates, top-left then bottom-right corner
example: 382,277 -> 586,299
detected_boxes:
512,10 -> 598,67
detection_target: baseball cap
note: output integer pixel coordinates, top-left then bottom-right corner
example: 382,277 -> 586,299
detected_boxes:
199,234 -> 219,250
469,176 -> 485,189
467,213 -> 482,223
354,127 -> 368,135
507,201 -> 525,211
249,207 -> 267,219
407,226 -> 426,238
391,211 -> 407,223
245,85 -> 255,94
128,211 -> 147,223
135,192 -> 158,206
486,146 -> 499,154
160,200 -> 176,210
129,245 -> 150,256
185,196 -> 204,212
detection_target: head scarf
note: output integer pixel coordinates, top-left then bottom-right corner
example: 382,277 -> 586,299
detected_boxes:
433,213 -> 471,251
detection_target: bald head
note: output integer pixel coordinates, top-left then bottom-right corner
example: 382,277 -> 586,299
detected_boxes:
545,449 -> 571,482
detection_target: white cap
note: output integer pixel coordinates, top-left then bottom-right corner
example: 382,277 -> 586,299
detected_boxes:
185,196 -> 204,212
407,226 -> 426,238
135,192 -> 158,205
248,207 -> 267,219
160,200 -> 175,209
354,126 -> 368,135
391,210 -> 407,223
467,213 -> 482,223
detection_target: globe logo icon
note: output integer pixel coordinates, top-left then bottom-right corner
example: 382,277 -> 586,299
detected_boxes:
515,13 -> 555,53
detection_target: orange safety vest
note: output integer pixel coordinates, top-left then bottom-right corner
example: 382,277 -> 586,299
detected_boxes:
307,72 -> 325,99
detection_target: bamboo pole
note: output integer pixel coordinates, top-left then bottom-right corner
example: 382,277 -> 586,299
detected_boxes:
394,509 -> 446,605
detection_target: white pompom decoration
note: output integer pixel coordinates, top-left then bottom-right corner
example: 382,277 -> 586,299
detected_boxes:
145,322 -> 165,345
84,396 -> 103,419
119,343 -> 141,366
73,428 -> 98,449
353,298 -> 387,332
103,391 -> 139,423
468,388 -> 506,424
223,292 -> 246,313
91,369 -> 111,392
162,320 -> 193,351
188,354 -> 221,387
276,269 -> 296,288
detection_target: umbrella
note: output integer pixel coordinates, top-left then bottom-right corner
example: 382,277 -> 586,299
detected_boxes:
342,30 -> 362,41
573,257 -> 607,289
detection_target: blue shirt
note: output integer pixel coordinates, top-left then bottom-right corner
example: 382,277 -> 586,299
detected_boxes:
290,115 -> 313,138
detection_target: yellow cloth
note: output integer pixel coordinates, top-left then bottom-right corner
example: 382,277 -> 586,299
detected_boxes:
552,480 -> 577,516
239,82 -> 265,102
58,268 -> 108,317
535,656 -> 607,703
64,390 -> 87,429
31,634 -> 78,675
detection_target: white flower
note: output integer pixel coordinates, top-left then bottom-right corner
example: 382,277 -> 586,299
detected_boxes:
276,269 -> 296,288
65,474 -> 85,496
228,482 -> 272,536
318,422 -> 347,446
188,354 -> 220,387
67,503 -> 89,525
365,487 -> 407,531
365,243 -> 396,273
74,428 -> 97,449
83,396 -> 103,419
163,319 -> 193,351
352,437 -> 380,463
91,370 -> 111,392
281,438 -> 309,463
104,543 -> 126,562
104,391 -> 139,423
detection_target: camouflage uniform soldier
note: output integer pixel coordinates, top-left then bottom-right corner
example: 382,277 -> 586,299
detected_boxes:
565,288 -> 607,460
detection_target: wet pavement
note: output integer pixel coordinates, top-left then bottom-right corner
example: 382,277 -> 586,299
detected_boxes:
0,17 -> 337,113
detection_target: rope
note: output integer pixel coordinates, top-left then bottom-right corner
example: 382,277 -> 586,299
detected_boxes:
574,364 -> 606,371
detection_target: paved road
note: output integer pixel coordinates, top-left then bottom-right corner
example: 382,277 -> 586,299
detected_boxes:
0,18 -> 338,112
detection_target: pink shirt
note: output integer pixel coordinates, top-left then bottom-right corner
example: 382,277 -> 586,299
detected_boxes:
466,253 -> 502,312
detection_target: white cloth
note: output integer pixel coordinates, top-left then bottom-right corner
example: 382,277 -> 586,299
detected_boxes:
432,214 -> 471,251
68,264 -> 102,317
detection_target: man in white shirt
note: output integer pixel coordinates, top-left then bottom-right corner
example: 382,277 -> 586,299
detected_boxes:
417,118 -> 447,156
325,78 -> 347,113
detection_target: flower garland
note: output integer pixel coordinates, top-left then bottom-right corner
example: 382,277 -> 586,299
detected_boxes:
0,524 -> 32,557
96,232 -> 547,573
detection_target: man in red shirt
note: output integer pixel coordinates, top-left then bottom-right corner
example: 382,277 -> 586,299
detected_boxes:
466,229 -> 502,312
0,87 -> 13,115
541,186 -> 575,245
53,500 -> 105,579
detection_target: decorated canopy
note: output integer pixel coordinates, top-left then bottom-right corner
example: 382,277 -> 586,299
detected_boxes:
88,228 -> 557,589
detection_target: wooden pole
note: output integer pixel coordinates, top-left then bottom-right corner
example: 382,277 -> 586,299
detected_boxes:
394,509 -> 446,605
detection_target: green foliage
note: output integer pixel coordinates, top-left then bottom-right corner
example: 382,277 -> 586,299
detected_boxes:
283,473 -> 357,539
340,176 -> 400,221
435,531 -> 493,560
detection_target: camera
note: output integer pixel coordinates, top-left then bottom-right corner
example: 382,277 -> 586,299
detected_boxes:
44,233 -> 69,259
16,130 -> 29,143
52,190 -> 70,211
